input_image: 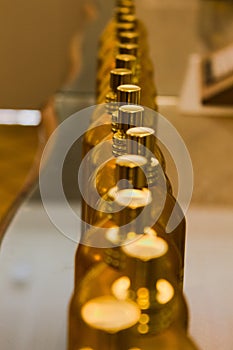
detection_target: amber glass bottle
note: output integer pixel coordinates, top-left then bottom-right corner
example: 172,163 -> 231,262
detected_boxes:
82,71 -> 132,230
84,107 -> 144,227
83,69 -> 132,157
96,42 -> 139,100
97,53 -> 138,102
97,21 -> 136,73
96,28 -> 139,99
94,149 -> 185,289
98,3 -> 135,48
97,66 -> 133,104
96,3 -> 152,101
68,189 -> 190,350
117,43 -> 157,110
85,102 -> 169,230
96,0 -> 157,109
82,85 -> 141,228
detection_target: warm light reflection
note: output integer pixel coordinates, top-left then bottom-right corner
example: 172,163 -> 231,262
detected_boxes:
138,323 -> 149,334
112,276 -> 130,300
122,229 -> 168,261
139,313 -> 150,325
111,276 -> 131,300
93,254 -> 101,262
137,288 -> 149,298
115,188 -> 152,209
156,279 -> 174,305
107,186 -> 118,200
127,231 -> 137,241
116,154 -> 147,168
106,227 -> 120,244
137,288 -> 150,310
81,296 -> 141,333
126,126 -> 154,138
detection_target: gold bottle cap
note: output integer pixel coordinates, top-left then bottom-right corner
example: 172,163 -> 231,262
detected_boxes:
117,104 -> 143,131
118,31 -> 139,44
117,84 -> 141,104
118,43 -> 138,57
116,22 -> 136,33
116,54 -> 137,70
115,7 -> 132,16
116,154 -> 147,189
118,14 -> 137,24
126,127 -> 156,155
110,68 -> 132,93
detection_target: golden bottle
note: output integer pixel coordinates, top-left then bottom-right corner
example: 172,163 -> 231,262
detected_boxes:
116,32 -> 156,109
87,105 -> 168,229
116,54 -> 137,79
84,104 -> 144,227
97,43 -> 141,104
92,66 -> 134,124
97,32 -> 139,86
116,43 -> 157,110
96,29 -> 139,101
96,1 -> 157,109
82,71 -> 133,229
68,189 -> 189,350
98,3 -> 135,48
96,39 -> 140,99
96,43 -> 139,99
96,48 -> 138,101
97,65 -> 133,104
98,3 -> 139,57
97,18 -> 152,102
99,3 -> 148,56
94,148 -> 186,289
97,21 -> 136,68
115,50 -> 156,112
83,69 -> 133,157
97,8 -> 149,96
82,85 -> 141,228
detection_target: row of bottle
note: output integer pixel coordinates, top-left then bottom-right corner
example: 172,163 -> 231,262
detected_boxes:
68,0 -> 199,349
68,102 -> 198,348
67,151 -> 198,348
96,0 -> 157,110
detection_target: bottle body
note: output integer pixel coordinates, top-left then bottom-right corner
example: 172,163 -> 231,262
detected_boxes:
92,186 -> 185,289
69,227 -> 188,350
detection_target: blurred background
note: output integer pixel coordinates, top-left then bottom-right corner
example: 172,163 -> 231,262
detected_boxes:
0,1 -> 233,350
